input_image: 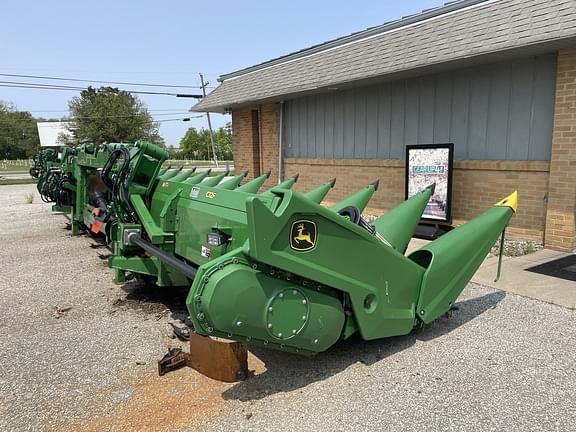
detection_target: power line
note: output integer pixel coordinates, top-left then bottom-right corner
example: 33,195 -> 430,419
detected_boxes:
0,83 -> 83,91
156,116 -> 204,123
33,116 -> 203,124
71,113 -> 203,121
65,112 -> 192,118
0,82 -> 202,97
0,114 -> 204,125
0,80 -> 79,88
141,112 -> 191,116
40,113 -> 197,120
25,109 -> 191,113
0,72 -> 213,89
0,111 -> 191,120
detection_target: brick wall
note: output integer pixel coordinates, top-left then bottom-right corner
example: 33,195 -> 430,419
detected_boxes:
284,158 -> 405,213
231,104 -> 279,189
544,48 -> 576,251
453,161 -> 549,241
232,104 -> 549,242
259,104 -> 280,189
284,158 -> 548,241
231,109 -> 256,178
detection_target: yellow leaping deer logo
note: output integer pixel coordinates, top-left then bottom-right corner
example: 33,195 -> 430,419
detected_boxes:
290,220 -> 317,252
294,224 -> 313,245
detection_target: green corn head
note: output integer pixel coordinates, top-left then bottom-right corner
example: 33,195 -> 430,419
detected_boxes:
32,141 -> 170,240
104,142 -> 517,355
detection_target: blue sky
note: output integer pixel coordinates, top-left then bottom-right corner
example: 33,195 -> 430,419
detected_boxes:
1,0 -> 443,147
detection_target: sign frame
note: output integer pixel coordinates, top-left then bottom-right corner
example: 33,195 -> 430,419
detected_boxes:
405,143 -> 454,225
36,121 -> 72,147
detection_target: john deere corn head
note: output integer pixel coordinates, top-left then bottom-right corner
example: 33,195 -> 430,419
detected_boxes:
32,141 -> 187,240
31,145 -> 76,213
103,141 -> 517,355
65,141 -> 142,238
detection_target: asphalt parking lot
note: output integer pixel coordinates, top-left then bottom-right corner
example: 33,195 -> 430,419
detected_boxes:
1,184 -> 575,432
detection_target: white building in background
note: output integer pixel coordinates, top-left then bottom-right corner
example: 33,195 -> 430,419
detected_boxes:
36,122 -> 72,147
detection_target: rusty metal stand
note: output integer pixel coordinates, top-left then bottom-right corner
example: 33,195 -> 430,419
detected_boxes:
158,347 -> 189,376
188,333 -> 249,382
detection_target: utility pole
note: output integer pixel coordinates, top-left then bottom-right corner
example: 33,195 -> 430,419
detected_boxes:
199,73 -> 219,168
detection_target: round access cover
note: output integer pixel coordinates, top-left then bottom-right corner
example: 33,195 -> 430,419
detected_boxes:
266,289 -> 310,340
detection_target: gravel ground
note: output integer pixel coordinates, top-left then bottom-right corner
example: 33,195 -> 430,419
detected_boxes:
193,287 -> 576,432
0,185 -> 195,432
1,184 -> 575,432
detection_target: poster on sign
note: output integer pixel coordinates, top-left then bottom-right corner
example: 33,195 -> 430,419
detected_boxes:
405,143 -> 454,224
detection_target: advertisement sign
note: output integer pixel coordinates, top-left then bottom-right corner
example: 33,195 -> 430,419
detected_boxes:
405,143 -> 454,224
37,122 -> 72,147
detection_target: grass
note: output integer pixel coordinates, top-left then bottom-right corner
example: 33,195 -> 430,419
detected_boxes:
24,193 -> 34,204
0,159 -> 232,172
0,160 -> 33,173
164,160 -> 233,168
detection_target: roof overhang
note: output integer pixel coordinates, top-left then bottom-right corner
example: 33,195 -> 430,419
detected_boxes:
194,0 -> 576,113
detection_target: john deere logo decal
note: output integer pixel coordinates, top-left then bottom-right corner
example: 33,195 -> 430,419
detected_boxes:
290,220 -> 317,252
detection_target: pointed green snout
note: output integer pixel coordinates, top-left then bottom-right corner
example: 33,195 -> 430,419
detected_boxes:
202,170 -> 231,187
261,174 -> 300,196
410,191 -> 517,324
373,184 -> 435,253
158,166 -> 183,180
158,165 -> 171,176
216,170 -> 248,189
330,179 -> 379,213
184,169 -> 212,185
170,168 -> 197,182
237,171 -> 271,193
304,178 -> 336,204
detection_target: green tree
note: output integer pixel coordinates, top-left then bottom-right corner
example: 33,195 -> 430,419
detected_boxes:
166,145 -> 181,159
179,124 -> 232,160
179,128 -> 209,159
215,122 -> 233,159
0,101 -> 40,159
66,86 -> 164,146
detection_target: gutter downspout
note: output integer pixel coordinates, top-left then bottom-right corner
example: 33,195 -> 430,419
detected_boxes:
278,101 -> 284,184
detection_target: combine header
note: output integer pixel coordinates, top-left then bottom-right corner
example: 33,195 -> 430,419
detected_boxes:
33,141 -> 175,240
103,142 -> 517,355
31,146 -> 76,213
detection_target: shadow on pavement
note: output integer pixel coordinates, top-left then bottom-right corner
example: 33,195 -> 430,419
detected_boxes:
116,277 -> 189,320
222,290 -> 505,402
